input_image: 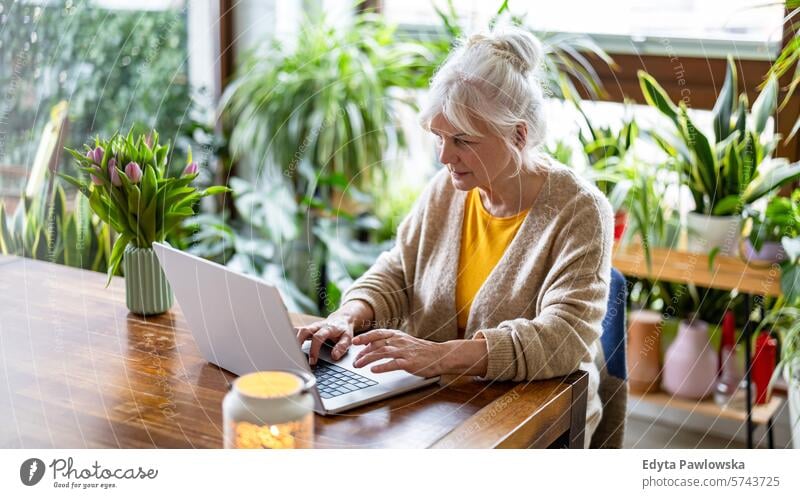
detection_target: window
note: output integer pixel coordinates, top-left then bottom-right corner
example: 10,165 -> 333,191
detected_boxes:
383,0 -> 785,60
0,0 -> 218,208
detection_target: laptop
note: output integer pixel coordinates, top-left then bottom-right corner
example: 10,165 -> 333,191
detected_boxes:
152,242 -> 439,414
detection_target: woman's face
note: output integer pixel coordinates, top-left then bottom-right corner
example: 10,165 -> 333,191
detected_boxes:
429,112 -> 517,192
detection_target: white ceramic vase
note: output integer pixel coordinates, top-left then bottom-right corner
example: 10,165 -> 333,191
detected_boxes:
686,212 -> 741,256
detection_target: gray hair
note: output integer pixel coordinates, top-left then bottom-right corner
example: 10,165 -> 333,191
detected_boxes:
419,26 -> 547,172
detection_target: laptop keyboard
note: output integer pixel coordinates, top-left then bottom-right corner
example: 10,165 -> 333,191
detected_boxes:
310,358 -> 378,399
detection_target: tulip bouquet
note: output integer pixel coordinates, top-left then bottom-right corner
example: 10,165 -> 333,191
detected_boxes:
61,130 -> 230,285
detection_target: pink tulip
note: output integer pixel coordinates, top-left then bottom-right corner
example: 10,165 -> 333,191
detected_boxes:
125,162 -> 142,183
145,133 -> 154,148
92,146 -> 104,165
183,162 -> 198,176
108,159 -> 121,186
90,166 -> 103,185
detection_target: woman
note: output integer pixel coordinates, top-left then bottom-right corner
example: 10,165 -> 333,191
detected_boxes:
296,27 -> 613,446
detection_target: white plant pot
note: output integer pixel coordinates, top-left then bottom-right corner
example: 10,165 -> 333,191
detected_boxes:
686,212 -> 741,256
787,367 -> 800,449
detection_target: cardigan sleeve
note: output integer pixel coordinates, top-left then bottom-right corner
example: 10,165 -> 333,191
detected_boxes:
339,244 -> 409,329
339,172 -> 438,329
474,192 -> 614,382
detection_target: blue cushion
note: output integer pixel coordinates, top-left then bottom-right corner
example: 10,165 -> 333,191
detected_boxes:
600,268 -> 627,380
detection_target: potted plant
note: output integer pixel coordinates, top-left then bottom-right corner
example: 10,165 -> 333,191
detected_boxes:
761,299 -> 800,448
759,229 -> 800,446
638,57 -> 800,255
572,99 -> 638,241
742,189 -> 800,264
60,130 -> 230,315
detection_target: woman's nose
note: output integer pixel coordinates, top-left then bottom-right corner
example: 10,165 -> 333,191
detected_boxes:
438,141 -> 458,166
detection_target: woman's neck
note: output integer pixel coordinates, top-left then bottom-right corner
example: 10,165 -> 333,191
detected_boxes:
477,164 -> 548,218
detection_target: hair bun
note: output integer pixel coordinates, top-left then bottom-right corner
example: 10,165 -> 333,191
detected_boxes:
488,27 -> 543,76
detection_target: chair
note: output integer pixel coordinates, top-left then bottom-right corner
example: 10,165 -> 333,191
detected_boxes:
589,267 -> 628,449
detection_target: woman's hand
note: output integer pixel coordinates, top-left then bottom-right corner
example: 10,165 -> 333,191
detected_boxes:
295,300 -> 375,366
295,316 -> 354,366
352,329 -> 446,378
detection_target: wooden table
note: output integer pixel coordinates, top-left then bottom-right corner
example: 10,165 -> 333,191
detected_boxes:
0,255 -> 588,449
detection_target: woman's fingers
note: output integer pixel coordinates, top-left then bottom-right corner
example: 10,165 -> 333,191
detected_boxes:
308,327 -> 336,366
331,332 -> 352,361
354,331 -> 404,362
352,347 -> 399,369
295,321 -> 324,345
369,359 -> 402,374
352,329 -> 395,346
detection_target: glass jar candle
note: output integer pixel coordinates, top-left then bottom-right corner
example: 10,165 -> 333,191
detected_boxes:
223,370 -> 316,449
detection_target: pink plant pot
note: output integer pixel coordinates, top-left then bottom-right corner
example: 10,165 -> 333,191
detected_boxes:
662,319 -> 718,400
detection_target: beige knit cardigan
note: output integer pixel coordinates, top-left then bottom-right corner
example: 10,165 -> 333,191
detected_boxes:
341,161 -> 614,446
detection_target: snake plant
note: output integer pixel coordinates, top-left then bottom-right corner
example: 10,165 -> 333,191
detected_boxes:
0,183 -> 113,272
639,56 -> 800,216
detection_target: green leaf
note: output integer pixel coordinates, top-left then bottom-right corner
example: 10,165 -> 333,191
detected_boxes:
33,225 -> 49,260
638,71 -> 679,123
735,93 -> 748,137
781,264 -> 800,303
708,247 -> 721,271
139,197 -> 158,244
58,173 -> 90,196
711,56 -> 737,141
141,165 -> 157,206
107,234 -> 132,287
65,147 -> 93,165
712,195 -> 741,216
680,106 -> 717,199
126,185 -> 142,217
87,189 -> 111,224
743,159 -> 800,204
164,187 -> 197,204
752,74 -> 778,134
0,203 -> 15,254
52,184 -> 68,227
63,215 -> 80,267
202,185 -> 232,196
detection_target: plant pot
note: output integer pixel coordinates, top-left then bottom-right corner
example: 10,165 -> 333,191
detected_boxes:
123,243 -> 174,316
740,238 -> 786,266
686,212 -> 741,256
613,210 -> 627,242
627,310 -> 662,394
786,364 -> 800,449
662,319 -> 717,399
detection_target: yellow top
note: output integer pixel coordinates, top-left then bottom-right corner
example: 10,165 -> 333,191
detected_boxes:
456,188 -> 529,333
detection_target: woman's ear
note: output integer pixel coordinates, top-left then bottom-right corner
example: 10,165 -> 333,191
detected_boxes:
514,122 -> 528,149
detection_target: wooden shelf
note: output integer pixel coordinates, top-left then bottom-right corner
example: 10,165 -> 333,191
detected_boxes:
613,244 -> 782,298
630,390 -> 785,425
